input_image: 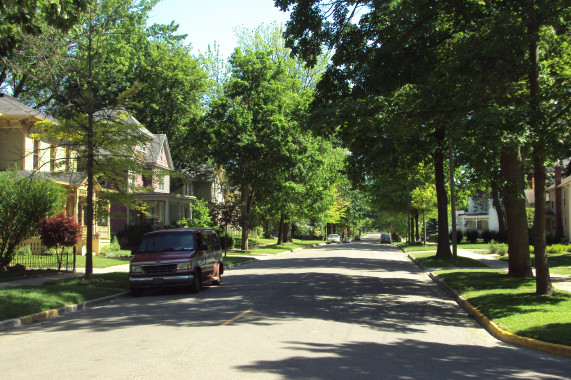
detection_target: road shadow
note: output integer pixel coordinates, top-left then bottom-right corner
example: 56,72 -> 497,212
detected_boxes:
235,339 -> 569,379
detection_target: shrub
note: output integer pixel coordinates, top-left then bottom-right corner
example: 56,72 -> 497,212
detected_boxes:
449,230 -> 464,243
567,244 -> 571,253
494,230 -> 508,243
489,240 -> 507,256
465,230 -> 480,244
116,224 -> 153,249
14,246 -> 32,256
37,213 -> 82,270
547,244 -> 566,254
529,245 -> 534,254
481,230 -> 495,244
219,232 -> 234,250
99,236 -> 121,256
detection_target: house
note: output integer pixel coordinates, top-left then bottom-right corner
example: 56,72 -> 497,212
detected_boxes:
103,110 -> 197,233
545,161 -> 571,242
456,194 -> 500,233
0,93 -> 111,253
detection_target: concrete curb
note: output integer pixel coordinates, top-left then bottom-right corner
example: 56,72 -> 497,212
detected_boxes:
428,272 -> 571,358
404,253 -> 571,358
0,291 -> 129,332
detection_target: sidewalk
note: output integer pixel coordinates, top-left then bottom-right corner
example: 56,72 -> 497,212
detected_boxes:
455,248 -> 571,293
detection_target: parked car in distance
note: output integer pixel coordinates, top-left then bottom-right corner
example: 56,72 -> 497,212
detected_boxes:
327,234 -> 341,244
129,228 -> 223,296
343,236 -> 352,243
354,235 -> 361,241
380,233 -> 392,244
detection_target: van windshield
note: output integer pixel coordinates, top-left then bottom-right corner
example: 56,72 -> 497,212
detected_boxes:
138,233 -> 195,253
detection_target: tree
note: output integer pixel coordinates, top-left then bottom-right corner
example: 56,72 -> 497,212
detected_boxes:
38,0 -> 158,278
411,184 -> 437,245
194,47 -> 310,250
37,213 -> 82,270
181,199 -> 212,228
0,169 -> 63,268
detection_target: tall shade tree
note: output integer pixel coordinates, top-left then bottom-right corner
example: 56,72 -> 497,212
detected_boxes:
41,0 -> 158,278
193,48 -> 309,250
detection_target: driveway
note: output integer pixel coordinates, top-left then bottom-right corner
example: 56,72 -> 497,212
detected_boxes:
0,236 -> 569,379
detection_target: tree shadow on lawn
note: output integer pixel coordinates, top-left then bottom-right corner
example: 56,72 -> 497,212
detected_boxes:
235,339 -> 569,379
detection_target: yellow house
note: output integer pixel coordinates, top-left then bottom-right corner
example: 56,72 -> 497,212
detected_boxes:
0,93 -> 110,254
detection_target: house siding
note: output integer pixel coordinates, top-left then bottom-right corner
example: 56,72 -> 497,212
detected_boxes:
0,128 -> 23,170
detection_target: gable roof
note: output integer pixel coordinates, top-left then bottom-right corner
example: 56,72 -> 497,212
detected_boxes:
17,170 -> 102,191
0,94 -> 58,123
178,164 -> 216,182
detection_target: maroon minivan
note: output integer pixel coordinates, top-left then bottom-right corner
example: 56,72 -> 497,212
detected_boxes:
129,228 -> 223,296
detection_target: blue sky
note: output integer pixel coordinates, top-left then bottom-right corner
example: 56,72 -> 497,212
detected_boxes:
148,0 -> 292,58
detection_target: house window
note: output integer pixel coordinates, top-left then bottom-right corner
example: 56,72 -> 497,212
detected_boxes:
33,139 -> 40,170
65,146 -> 72,172
158,176 -> 165,191
50,144 -> 56,171
140,143 -> 146,154
128,171 -> 136,189
477,220 -> 483,231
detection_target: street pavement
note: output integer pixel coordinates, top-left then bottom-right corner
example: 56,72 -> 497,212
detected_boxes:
0,236 -> 569,379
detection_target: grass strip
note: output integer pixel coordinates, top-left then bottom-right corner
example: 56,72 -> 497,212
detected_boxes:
228,240 -> 322,255
0,272 -> 129,321
498,252 -> 571,277
435,269 -> 571,346
410,251 -> 487,268
222,256 -> 255,266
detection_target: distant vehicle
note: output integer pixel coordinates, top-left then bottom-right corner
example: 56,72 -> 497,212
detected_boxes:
327,234 -> 341,244
129,228 -> 223,296
343,236 -> 352,243
354,235 -> 361,241
380,233 -> 392,244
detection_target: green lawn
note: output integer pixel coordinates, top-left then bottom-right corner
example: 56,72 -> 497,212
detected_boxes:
74,254 -> 131,268
409,251 -> 487,268
0,273 -> 129,321
397,243 -> 437,253
498,252 -> 571,277
435,269 -> 571,346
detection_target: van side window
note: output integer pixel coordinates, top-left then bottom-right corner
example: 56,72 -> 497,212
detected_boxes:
211,232 -> 221,251
196,233 -> 205,248
202,233 -> 214,252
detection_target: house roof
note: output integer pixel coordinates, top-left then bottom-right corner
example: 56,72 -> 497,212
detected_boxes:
146,133 -> 172,169
93,108 -> 154,139
0,94 -> 58,123
177,164 -> 216,182
18,170 -> 86,186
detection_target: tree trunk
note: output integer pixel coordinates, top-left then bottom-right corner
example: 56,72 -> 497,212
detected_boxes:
527,5 -> 553,295
533,152 -> 554,295
414,210 -> 420,241
490,181 -> 506,235
433,146 -> 451,258
277,212 -> 285,245
499,147 -> 532,277
239,185 -> 252,251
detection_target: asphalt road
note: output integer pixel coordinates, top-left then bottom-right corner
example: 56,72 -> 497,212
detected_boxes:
1,235 -> 569,379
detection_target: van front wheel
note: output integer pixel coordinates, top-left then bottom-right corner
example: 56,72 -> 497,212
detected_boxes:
190,270 -> 201,293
